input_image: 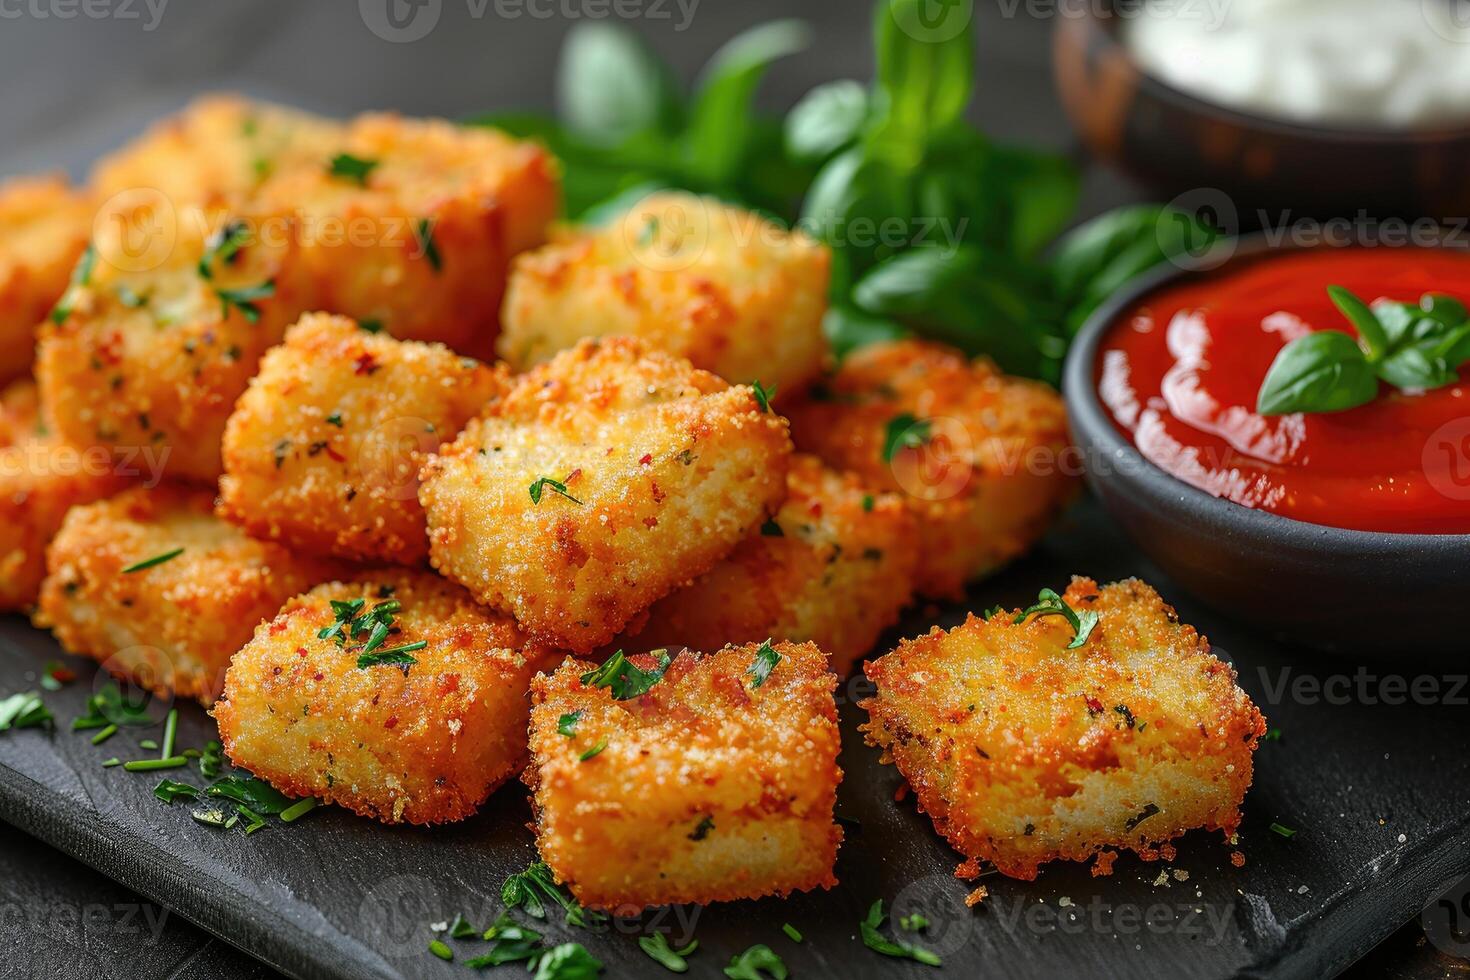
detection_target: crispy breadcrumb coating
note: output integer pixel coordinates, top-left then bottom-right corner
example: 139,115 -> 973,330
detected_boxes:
214,569 -> 559,825
527,642 -> 843,909
0,175 -> 93,383
785,339 -> 1077,599
861,577 -> 1266,881
499,191 -> 829,397
219,314 -> 506,564
34,485 -> 345,705
420,337 -> 792,653
0,379 -> 127,610
635,454 -> 918,675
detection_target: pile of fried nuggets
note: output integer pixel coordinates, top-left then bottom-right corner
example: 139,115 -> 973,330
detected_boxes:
0,97 -> 1265,910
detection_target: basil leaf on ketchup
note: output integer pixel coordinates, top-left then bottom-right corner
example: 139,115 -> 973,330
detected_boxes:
1257,330 -> 1379,416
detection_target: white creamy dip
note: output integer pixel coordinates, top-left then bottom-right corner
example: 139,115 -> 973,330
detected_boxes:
1121,0 -> 1470,129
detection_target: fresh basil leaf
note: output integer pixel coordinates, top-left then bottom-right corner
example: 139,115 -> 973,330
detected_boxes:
1256,331 -> 1378,416
823,303 -> 909,360
1421,292 -> 1468,328
557,22 -> 682,148
984,144 -> 1079,260
1433,323 -> 1470,368
800,148 -> 910,291
871,0 -> 974,170
684,19 -> 811,186
1369,300 -> 1427,351
1326,285 -> 1390,361
1377,345 -> 1457,391
785,79 -> 869,163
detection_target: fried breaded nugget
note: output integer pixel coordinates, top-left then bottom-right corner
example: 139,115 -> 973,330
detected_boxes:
219,313 -> 506,564
861,577 -> 1266,881
527,642 -> 843,909
214,569 -> 558,825
635,454 -> 918,675
499,191 -> 829,396
0,175 -> 93,383
90,95 -> 345,211
36,212 -> 307,483
420,337 -> 792,652
0,379 -> 127,610
34,485 -> 344,705
785,339 -> 1076,599
251,112 -> 558,358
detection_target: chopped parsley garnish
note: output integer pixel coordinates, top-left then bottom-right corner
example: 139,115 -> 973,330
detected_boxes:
578,737 -> 608,762
859,900 -> 941,967
0,692 -> 51,732
216,279 -> 276,323
750,379 -> 777,413
328,152 -> 380,186
72,682 -> 152,730
1264,727 -> 1282,741
429,939 -> 454,962
760,518 -> 784,537
530,943 -> 602,979
899,913 -> 929,932
781,923 -> 802,943
198,221 -> 251,280
153,779 -> 200,804
357,642 -> 425,669
467,913 -> 544,967
724,944 -> 788,980
580,649 -> 672,700
861,494 -> 875,512
688,815 -> 714,841
1013,587 -> 1099,649
529,476 -> 582,506
117,284 -> 149,308
1270,821 -> 1297,838
502,861 -> 605,928
881,413 -> 931,462
121,547 -> 184,574
359,318 -> 384,334
415,218 -> 442,272
205,774 -> 294,814
199,739 -> 224,779
981,604 -> 1003,618
746,640 -> 780,689
557,710 -> 583,737
50,244 -> 97,324
325,412 -> 344,427
640,933 -> 698,972
319,597 -> 403,657
448,913 -> 477,939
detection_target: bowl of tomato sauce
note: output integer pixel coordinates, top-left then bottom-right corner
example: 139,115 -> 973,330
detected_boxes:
1063,237 -> 1470,654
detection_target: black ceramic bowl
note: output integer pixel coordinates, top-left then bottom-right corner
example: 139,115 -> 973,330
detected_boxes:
1062,237 -> 1470,656
1053,4 -> 1470,220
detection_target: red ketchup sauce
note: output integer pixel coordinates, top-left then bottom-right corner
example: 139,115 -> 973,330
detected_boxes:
1098,247 -> 1470,534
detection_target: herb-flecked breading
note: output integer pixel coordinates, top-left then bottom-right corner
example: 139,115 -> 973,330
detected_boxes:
860,577 -> 1267,880
214,569 -> 561,826
785,338 -> 1076,599
33,485 -> 348,705
419,336 -> 793,653
525,642 -> 844,909
219,313 -> 507,564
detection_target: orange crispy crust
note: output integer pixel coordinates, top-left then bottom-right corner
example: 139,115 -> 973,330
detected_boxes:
219,313 -> 507,564
785,339 -> 1077,598
0,175 -> 93,384
34,485 -> 346,704
0,379 -> 128,610
420,336 -> 792,653
635,453 -> 918,674
526,643 -> 844,909
213,569 -> 560,826
861,577 -> 1266,880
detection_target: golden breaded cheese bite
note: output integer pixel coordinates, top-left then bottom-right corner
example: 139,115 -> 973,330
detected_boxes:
527,642 -> 843,909
219,313 -> 506,564
786,339 -> 1076,599
90,95 -> 345,212
635,454 -> 918,675
0,379 -> 127,610
34,485 -> 344,705
420,337 -> 792,652
0,175 -> 93,383
213,569 -> 559,825
499,191 -> 829,396
250,112 -> 558,359
36,212 -> 307,483
861,577 -> 1266,881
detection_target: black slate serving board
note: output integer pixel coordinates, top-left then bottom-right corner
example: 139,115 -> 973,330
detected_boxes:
1,497 -> 1466,980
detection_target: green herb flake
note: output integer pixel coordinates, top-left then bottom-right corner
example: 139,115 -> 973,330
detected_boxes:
1270,821 -> 1297,838
861,494 -> 875,512
50,244 -> 97,324
101,757 -> 121,768
502,861 -> 606,929
859,899 -> 941,967
899,913 -> 929,932
759,518 -> 784,537
1264,727 -> 1283,742
448,913 -> 478,939
881,413 -> 931,463
198,221 -> 251,280
0,692 -> 51,732
688,815 -> 714,841
781,923 -> 802,943
429,938 -> 454,962
750,379 -> 777,413
531,942 -> 602,979
122,547 -> 185,574
746,640 -> 780,689
327,152 -> 380,186
641,933 -> 698,973
153,779 -> 200,804
139,739 -> 158,750
359,318 -> 384,334
415,218 -> 442,272
357,642 -> 425,669
160,708 -> 178,759
724,943 -> 788,980
580,649 -> 672,700
1012,587 -> 1099,649
529,476 -> 583,506
469,913 -> 544,966
216,279 -> 276,323
123,756 -> 187,772
579,736 -> 608,762
325,412 -> 344,427
280,797 -> 318,823
557,710 -> 583,737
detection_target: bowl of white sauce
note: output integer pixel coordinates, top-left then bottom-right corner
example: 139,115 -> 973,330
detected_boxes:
1054,0 -> 1470,218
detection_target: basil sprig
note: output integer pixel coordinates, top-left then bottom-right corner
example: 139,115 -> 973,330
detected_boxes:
1257,287 -> 1470,416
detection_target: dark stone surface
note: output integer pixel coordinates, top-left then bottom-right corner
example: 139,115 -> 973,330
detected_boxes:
0,2 -> 1465,979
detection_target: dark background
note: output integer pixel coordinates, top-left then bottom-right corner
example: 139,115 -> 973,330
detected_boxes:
0,2 -> 1461,977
